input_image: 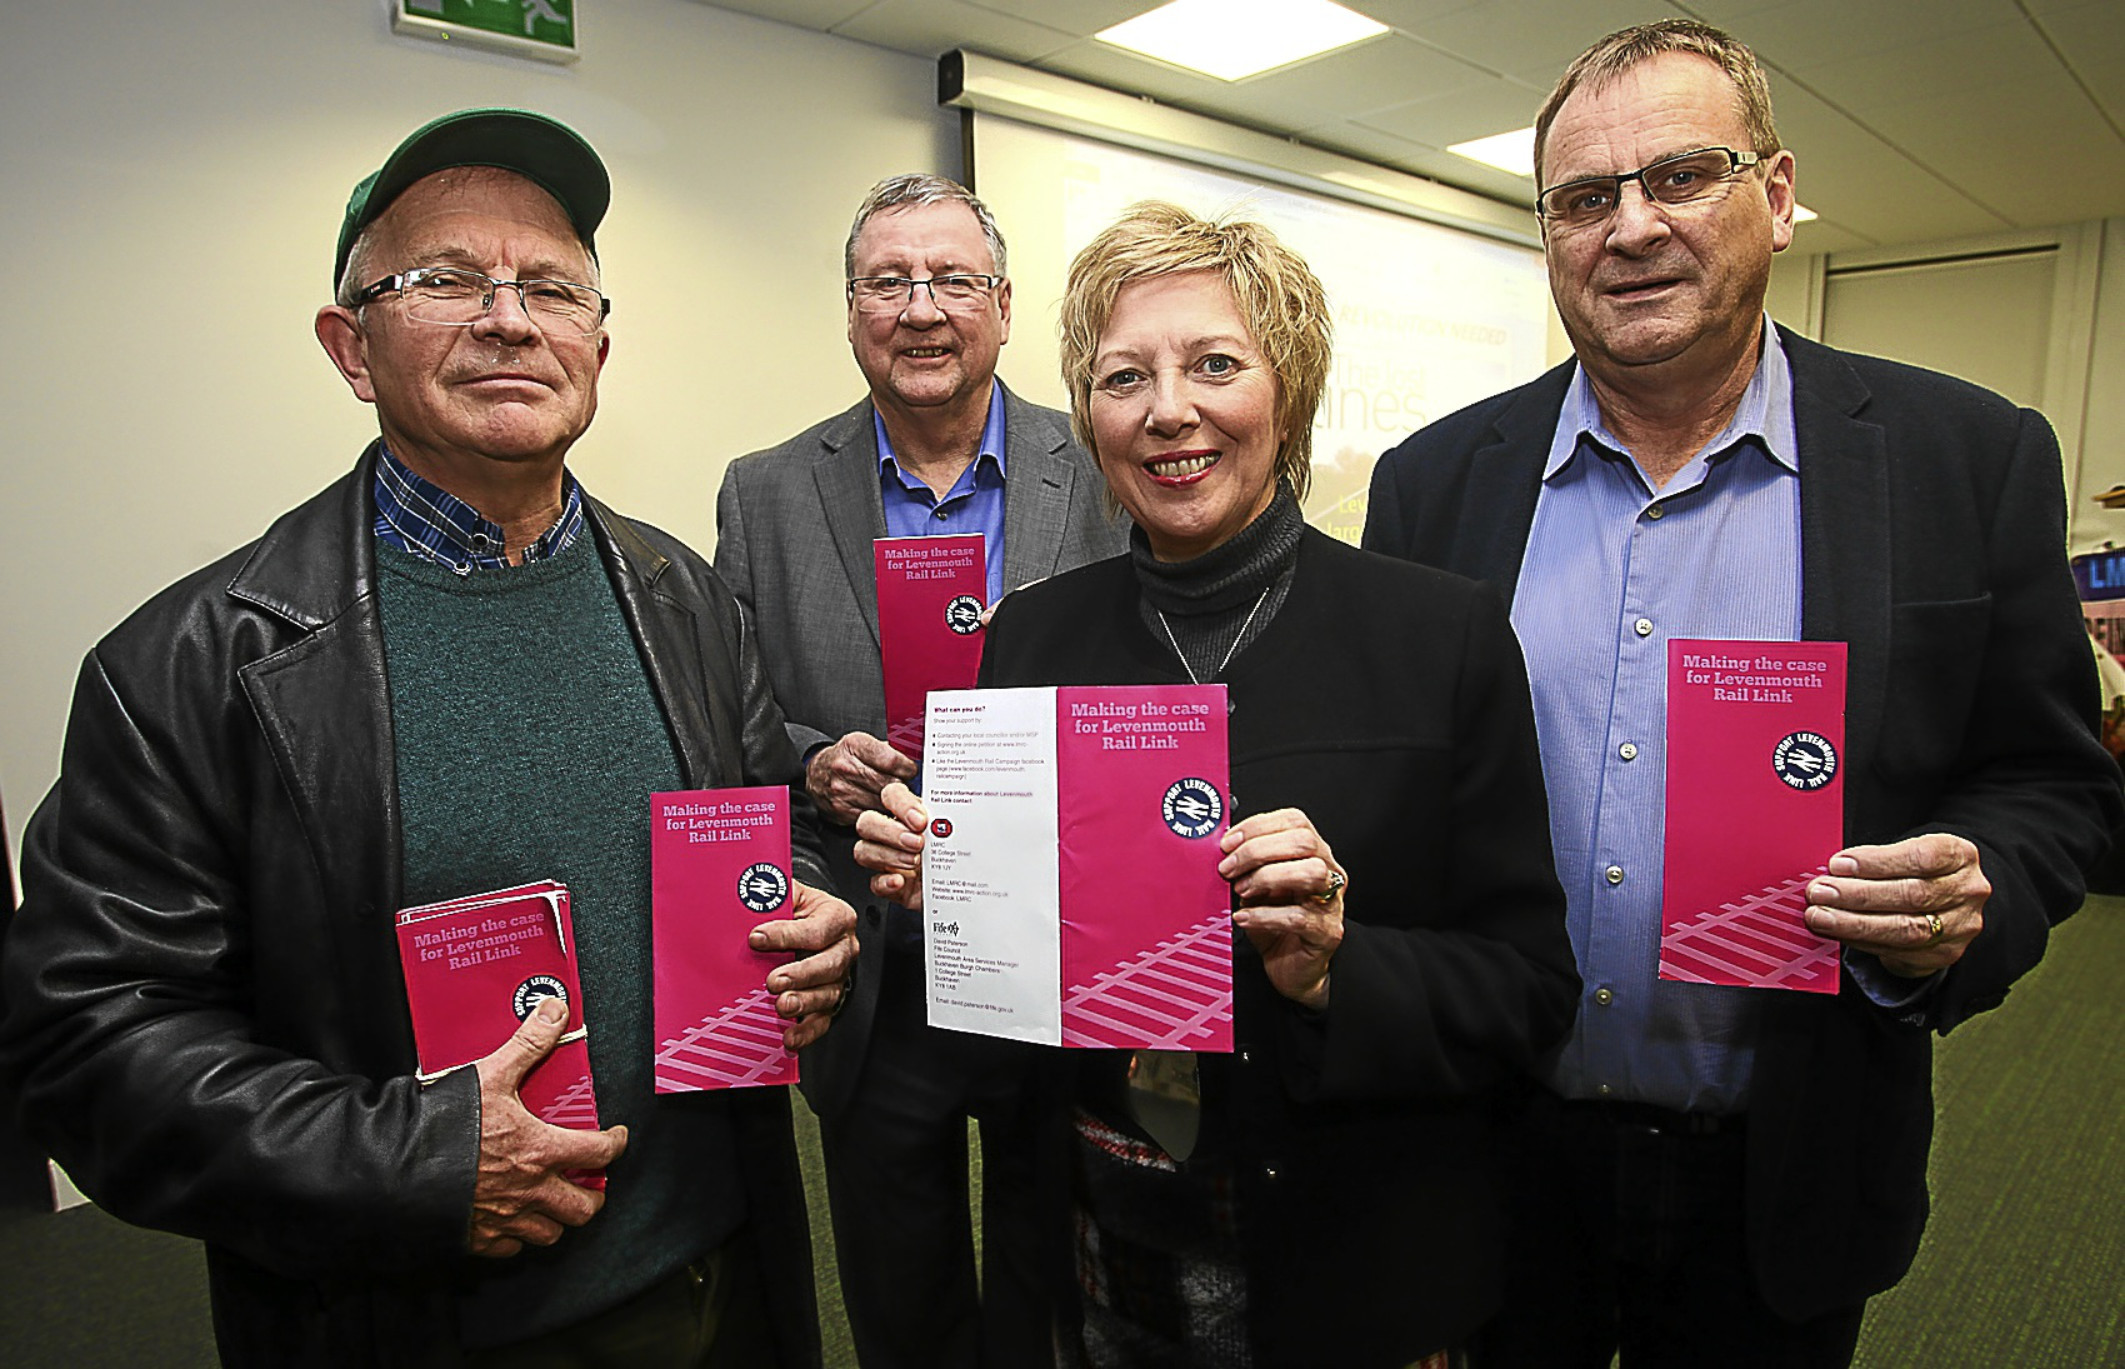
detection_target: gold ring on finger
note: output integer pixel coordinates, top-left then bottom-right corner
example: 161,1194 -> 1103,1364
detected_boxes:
1925,912 -> 1944,946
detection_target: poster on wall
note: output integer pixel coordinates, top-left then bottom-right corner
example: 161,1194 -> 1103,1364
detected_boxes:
391,0 -> 580,64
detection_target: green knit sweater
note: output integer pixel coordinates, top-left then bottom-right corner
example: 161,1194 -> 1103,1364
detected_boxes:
375,535 -> 745,1346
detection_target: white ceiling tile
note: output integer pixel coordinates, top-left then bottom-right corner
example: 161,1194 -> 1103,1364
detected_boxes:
1796,186 -> 2009,245
1680,0 -> 1818,22
1730,0 -> 2011,69
1105,38 -> 1449,132
725,0 -> 2125,249
2078,59 -> 2125,122
957,0 -> 1152,37
690,0 -> 874,30
1392,148 -> 1539,201
1393,0 -> 1694,85
1772,80 -> 2014,241
1292,118 -> 1441,163
1035,38 -> 1251,109
1355,76 -> 1552,147
1032,38 -> 1502,159
2039,7 -> 2125,74
1030,27 -> 1494,136
2019,0 -> 2114,17
1339,0 -> 1493,33
1174,82 -> 1346,133
1787,21 -> 2057,115
1999,173 -> 2125,229
831,0 -> 1080,63
1239,33 -> 1495,113
1862,76 -> 2125,226
1783,221 -> 1878,255
1861,75 -> 2090,167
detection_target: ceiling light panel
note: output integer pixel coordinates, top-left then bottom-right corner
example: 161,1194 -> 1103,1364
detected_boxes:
1096,0 -> 1391,83
1447,126 -> 1535,177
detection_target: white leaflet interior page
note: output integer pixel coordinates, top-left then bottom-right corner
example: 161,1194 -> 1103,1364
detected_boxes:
921,687 -> 1062,1045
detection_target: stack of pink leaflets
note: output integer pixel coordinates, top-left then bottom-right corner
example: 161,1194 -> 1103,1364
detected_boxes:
395,881 -> 601,1135
1660,640 -> 1848,994
650,786 -> 800,1092
918,683 -> 1234,1051
875,534 -> 986,758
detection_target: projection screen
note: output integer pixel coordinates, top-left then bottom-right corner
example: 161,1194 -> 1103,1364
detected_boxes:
967,113 -> 1557,541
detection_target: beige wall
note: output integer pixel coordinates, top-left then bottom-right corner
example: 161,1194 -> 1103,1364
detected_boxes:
2080,219 -> 2125,543
0,1 -> 955,863
1766,246 -> 1825,341
1767,220 -> 2125,556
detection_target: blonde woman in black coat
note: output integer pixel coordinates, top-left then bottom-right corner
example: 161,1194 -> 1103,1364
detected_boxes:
858,203 -> 1578,1368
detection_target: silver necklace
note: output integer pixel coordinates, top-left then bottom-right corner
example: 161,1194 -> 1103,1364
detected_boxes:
1156,585 -> 1271,685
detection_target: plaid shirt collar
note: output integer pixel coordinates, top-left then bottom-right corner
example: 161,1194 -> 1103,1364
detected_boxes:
371,443 -> 585,575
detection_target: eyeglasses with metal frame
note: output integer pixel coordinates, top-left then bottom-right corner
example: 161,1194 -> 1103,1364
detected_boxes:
354,266 -> 611,334
1535,147 -> 1764,229
846,274 -> 1004,313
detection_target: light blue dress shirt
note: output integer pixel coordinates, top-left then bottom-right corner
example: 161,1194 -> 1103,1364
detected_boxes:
875,380 -> 1009,605
1511,323 -> 1800,1113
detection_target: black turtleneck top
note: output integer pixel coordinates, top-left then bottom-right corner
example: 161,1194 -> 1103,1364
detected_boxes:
1130,481 -> 1305,683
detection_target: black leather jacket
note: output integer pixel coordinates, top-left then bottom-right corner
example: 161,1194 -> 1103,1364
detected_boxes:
0,447 -> 825,1366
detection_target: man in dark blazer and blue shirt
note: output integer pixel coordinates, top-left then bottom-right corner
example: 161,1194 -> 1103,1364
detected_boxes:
1364,21 -> 2119,1369
714,174 -> 1122,1367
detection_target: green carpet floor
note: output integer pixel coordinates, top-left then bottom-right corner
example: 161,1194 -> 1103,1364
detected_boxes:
791,1089 -> 859,1367
1850,896 -> 2125,1368
3,903 -> 2120,1366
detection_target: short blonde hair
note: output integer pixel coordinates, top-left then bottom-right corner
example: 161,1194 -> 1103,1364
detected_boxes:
1059,202 -> 1331,501
1534,20 -> 1782,186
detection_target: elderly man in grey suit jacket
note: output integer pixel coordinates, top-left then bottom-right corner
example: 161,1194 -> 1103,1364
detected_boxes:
715,174 -> 1124,1367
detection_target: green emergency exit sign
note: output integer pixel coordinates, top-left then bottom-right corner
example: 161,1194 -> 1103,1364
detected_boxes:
393,0 -> 580,65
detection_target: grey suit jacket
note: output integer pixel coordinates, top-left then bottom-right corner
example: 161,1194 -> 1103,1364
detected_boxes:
715,382 -> 1126,1117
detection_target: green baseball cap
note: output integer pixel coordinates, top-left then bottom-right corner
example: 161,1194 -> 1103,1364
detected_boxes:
333,107 -> 609,290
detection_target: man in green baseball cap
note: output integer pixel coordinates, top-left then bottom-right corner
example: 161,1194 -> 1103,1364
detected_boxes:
333,106 -> 611,293
0,108 -> 854,1367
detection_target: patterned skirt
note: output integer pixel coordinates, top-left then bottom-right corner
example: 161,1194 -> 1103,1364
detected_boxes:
1066,1108 -> 1462,1369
